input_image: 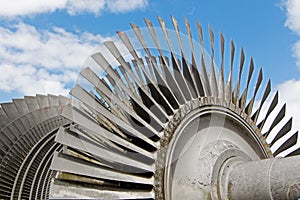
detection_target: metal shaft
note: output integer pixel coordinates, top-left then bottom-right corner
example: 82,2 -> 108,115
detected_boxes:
228,156 -> 300,200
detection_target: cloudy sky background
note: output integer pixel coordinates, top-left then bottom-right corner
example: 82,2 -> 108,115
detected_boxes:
0,0 -> 300,154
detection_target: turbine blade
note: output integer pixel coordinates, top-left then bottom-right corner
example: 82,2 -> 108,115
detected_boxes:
264,104 -> 286,138
257,91 -> 279,129
251,79 -> 271,123
217,32 -> 225,100
245,68 -> 263,115
270,117 -> 292,147
239,58 -> 254,110
225,40 -> 235,102
233,48 -> 245,105
208,25 -> 218,97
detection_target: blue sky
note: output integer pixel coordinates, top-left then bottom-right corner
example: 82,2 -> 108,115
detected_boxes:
1,0 -> 300,144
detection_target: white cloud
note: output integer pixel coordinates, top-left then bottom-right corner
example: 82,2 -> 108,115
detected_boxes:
65,0 -> 105,16
107,0 -> 148,13
0,21 -> 134,98
277,79 -> 300,132
283,0 -> 300,68
293,40 -> 300,67
0,23 -> 106,70
0,22 -> 111,96
0,0 -> 148,18
0,63 -> 71,96
0,0 -> 65,17
284,0 -> 300,35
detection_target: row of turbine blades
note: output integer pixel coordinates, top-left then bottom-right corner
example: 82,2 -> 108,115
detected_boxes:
49,17 -> 300,199
0,94 -> 71,199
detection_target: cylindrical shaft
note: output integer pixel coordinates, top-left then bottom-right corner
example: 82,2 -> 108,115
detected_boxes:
228,156 -> 300,200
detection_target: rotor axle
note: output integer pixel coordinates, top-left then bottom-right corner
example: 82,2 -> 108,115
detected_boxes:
228,155 -> 300,200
